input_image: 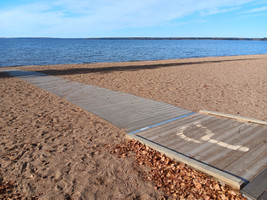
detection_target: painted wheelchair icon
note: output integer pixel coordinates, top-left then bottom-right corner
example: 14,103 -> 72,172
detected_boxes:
176,122 -> 249,152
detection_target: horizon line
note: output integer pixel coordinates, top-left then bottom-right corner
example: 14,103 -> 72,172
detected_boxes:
0,36 -> 266,41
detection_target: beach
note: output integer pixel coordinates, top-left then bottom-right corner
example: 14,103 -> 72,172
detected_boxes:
23,54 -> 267,121
1,54 -> 266,199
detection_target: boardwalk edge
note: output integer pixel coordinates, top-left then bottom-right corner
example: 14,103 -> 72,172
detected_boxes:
199,110 -> 267,126
126,134 -> 245,190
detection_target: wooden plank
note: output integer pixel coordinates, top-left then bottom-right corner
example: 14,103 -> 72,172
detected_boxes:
119,113 -> 177,129
87,100 -> 181,120
158,116 -> 229,151
85,108 -> 148,127
224,142 -> 267,177
195,123 -> 256,163
125,106 -> 187,118
241,168 -> 267,200
137,114 -> 205,139
170,118 -> 237,155
209,126 -> 267,169
239,154 -> 267,181
72,97 -> 161,117
53,83 -> 85,97
126,111 -> 192,133
122,106 -> 186,118
137,114 -> 206,138
259,192 -> 267,200
103,107 -> 188,127
125,110 -> 191,129
29,76 -> 68,85
142,115 -> 212,142
200,110 -> 267,125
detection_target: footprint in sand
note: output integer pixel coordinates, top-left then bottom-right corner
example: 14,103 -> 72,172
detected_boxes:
55,180 -> 67,191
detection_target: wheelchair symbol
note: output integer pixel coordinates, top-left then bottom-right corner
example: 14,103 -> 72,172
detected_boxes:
176,122 -> 249,152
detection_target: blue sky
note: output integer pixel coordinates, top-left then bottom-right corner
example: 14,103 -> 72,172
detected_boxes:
0,0 -> 266,38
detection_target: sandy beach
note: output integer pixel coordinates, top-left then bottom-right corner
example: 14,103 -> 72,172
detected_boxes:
1,54 -> 266,199
23,54 -> 267,121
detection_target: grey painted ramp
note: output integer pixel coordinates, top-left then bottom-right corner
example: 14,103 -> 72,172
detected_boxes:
129,112 -> 267,189
241,168 -> 267,200
5,70 -> 192,133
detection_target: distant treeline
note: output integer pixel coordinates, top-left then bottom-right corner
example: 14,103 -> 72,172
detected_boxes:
87,37 -> 267,41
1,37 -> 266,41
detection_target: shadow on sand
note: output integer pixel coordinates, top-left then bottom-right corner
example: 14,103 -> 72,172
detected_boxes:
34,58 -> 257,76
0,57 -> 258,78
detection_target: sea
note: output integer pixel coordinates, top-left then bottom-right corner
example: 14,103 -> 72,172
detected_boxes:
0,38 -> 267,67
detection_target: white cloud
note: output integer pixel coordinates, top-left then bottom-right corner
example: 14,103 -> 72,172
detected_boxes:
0,0 -> 260,37
243,6 -> 267,13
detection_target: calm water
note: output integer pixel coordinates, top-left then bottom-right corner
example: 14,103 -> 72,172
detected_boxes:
0,38 -> 267,67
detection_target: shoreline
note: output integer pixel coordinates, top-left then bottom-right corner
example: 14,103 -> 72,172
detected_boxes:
1,53 -> 267,69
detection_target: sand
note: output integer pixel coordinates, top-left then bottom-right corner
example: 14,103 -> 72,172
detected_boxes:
1,54 -> 266,199
0,74 -> 163,199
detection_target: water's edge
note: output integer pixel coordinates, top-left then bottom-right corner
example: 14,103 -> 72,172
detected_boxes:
1,39 -> 267,67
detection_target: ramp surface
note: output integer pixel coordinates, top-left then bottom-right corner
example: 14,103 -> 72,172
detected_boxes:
5,69 -> 192,133
129,113 -> 267,189
241,168 -> 267,200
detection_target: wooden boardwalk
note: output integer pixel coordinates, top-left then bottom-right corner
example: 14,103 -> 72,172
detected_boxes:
4,69 -> 267,194
241,168 -> 267,200
129,113 -> 267,189
5,69 -> 193,133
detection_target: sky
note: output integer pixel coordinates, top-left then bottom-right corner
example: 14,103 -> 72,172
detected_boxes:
0,0 -> 266,38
